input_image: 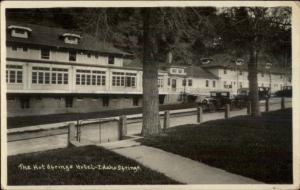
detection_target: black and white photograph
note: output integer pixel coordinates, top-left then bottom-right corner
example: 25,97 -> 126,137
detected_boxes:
1,1 -> 299,189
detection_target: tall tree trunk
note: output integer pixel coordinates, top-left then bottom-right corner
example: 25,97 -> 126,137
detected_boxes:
141,8 -> 161,136
248,44 -> 261,117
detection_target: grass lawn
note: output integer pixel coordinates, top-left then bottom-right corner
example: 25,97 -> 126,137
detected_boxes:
141,108 -> 293,184
8,145 -> 179,185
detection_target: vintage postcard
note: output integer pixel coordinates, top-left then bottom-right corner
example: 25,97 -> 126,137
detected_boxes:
1,1 -> 299,190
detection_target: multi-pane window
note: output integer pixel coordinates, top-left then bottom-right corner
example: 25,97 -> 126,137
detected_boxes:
6,65 -> 23,84
112,72 -> 136,87
76,69 -> 106,86
158,78 -> 164,88
167,78 -> 171,86
51,68 -> 68,84
32,66 -> 50,84
52,68 -> 68,84
188,79 -> 192,86
69,51 -> 76,61
32,67 -> 68,85
41,49 -> 50,59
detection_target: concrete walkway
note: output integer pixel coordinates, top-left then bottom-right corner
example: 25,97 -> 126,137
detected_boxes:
98,137 -> 263,184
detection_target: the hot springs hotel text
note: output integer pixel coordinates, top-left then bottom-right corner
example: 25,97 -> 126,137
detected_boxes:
5,22 -> 291,117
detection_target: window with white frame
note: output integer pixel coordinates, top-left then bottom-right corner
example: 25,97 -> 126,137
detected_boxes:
76,69 -> 90,85
93,70 -> 106,86
32,66 -> 68,85
41,49 -> 50,59
213,80 -> 216,88
32,66 -> 50,84
76,69 -> 106,86
6,65 -> 23,84
52,68 -> 68,84
158,78 -> 164,88
112,72 -> 136,87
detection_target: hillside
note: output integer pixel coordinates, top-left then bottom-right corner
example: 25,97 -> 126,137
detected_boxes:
6,8 -> 291,71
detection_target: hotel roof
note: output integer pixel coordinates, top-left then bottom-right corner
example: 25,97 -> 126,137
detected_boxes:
6,21 -> 132,57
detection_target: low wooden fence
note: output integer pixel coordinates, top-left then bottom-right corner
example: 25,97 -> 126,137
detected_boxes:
68,97 -> 290,146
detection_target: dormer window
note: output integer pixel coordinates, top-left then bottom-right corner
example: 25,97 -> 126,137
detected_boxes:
62,33 -> 81,44
8,25 -> 32,38
235,59 -> 244,66
201,58 -> 212,65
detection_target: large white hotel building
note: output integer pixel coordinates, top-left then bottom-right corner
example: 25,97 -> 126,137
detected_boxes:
5,21 -> 291,117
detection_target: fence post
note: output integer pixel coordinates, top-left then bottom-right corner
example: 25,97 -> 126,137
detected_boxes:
281,97 -> 285,110
76,120 -> 81,142
197,106 -> 203,123
99,119 -> 102,144
119,115 -> 127,140
247,101 -> 251,115
265,98 -> 269,112
163,110 -> 170,132
225,104 -> 230,119
68,123 -> 77,146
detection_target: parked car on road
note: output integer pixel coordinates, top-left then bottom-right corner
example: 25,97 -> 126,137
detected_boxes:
234,87 -> 271,108
202,91 -> 234,111
275,86 -> 292,97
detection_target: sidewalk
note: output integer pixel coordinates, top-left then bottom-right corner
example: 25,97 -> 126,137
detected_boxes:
98,137 -> 263,184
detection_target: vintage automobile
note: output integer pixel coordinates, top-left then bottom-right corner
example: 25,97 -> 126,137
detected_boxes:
201,91 -> 234,111
258,87 -> 271,100
275,85 -> 292,97
234,88 -> 250,108
234,87 -> 271,108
